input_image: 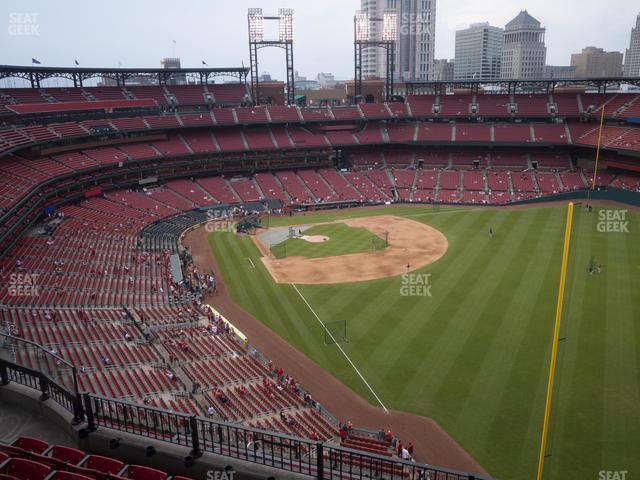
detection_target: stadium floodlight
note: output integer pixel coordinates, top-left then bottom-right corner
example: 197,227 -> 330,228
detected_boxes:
278,8 -> 294,42
248,8 -> 264,42
382,11 -> 397,42
354,11 -> 370,42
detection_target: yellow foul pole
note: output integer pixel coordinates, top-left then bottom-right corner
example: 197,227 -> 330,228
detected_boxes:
591,103 -> 607,190
536,202 -> 575,480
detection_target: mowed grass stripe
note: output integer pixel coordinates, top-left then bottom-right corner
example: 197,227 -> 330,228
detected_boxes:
476,208 -> 566,480
431,209 -> 553,411
478,210 -> 566,480
448,208 -> 563,475
388,209 -> 517,404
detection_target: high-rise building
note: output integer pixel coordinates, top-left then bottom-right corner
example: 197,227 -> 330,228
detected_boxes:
570,47 -> 623,78
544,65 -> 576,79
454,22 -> 503,81
500,10 -> 546,79
432,59 -> 454,81
624,13 -> 640,77
361,0 -> 436,81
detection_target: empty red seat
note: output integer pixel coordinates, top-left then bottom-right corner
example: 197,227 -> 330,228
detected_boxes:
0,475 -> 19,480
49,446 -> 85,465
125,465 -> 167,480
81,455 -> 123,475
2,458 -> 52,480
11,437 -> 49,455
50,472 -> 94,480
0,453 -> 8,463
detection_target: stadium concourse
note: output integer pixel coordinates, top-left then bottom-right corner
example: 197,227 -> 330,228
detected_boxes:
1,74 -> 640,478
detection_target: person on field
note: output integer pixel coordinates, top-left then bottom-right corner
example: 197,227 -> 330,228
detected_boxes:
489,227 -> 493,238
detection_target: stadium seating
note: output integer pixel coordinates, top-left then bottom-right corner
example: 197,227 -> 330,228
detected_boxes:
455,124 -> 492,142
0,436 -> 202,480
415,123 -> 453,142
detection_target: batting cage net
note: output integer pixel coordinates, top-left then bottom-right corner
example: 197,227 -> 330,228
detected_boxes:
324,320 -> 347,345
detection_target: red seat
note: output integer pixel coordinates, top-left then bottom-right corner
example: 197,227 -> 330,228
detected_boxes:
49,446 -> 85,466
126,465 -> 168,480
50,472 -> 94,480
82,455 -> 123,475
11,438 -> 49,455
171,477 -> 194,480
0,475 -> 20,480
0,453 -> 8,463
2,458 -> 52,480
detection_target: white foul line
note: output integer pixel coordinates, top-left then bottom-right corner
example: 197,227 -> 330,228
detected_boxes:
291,283 -> 388,413
245,257 -> 255,269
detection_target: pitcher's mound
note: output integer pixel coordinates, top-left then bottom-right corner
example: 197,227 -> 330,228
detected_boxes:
301,235 -> 330,243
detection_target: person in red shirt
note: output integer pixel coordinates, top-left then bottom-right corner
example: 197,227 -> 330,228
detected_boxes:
385,430 -> 393,444
396,440 -> 403,456
408,442 -> 414,456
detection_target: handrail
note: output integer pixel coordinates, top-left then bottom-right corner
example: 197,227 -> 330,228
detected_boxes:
0,355 -> 491,480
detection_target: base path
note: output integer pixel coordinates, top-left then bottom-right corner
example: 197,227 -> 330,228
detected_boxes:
255,215 -> 449,284
183,225 -> 488,477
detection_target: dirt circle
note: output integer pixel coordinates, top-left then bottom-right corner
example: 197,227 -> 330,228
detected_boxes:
301,235 -> 330,243
253,215 -> 448,284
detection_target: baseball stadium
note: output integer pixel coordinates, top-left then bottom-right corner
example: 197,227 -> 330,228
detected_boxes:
1,4 -> 640,480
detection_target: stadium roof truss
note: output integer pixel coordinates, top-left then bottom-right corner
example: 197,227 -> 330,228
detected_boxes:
0,65 -> 250,88
403,77 -> 640,95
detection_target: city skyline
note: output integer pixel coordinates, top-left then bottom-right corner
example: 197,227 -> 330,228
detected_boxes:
1,0 -> 638,82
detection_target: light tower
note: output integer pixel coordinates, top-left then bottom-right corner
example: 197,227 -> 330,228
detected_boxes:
248,8 -> 295,105
354,10 -> 397,103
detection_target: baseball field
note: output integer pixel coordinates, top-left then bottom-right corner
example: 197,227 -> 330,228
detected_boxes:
207,203 -> 640,480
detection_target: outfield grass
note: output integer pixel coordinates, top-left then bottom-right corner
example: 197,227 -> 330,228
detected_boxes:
270,223 -> 387,259
209,205 -> 640,480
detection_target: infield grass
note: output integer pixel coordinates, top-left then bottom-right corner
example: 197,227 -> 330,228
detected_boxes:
209,204 -> 640,480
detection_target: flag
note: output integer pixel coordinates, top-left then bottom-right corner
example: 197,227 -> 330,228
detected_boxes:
202,60 -> 207,66
74,59 -> 79,66
31,58 -> 41,65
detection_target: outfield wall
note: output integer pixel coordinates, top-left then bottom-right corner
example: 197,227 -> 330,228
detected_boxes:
509,188 -> 640,207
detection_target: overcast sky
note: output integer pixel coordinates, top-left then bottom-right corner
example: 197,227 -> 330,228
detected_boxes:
1,0 -> 638,83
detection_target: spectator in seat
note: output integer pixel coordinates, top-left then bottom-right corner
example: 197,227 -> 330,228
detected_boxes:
339,424 -> 347,443
386,430 -> 393,444
408,442 -> 414,456
402,446 -> 410,460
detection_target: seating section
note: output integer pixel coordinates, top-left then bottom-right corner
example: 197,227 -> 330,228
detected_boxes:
0,436 -> 191,480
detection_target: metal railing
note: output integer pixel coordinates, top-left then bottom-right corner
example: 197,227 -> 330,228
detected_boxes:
0,352 -> 490,480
